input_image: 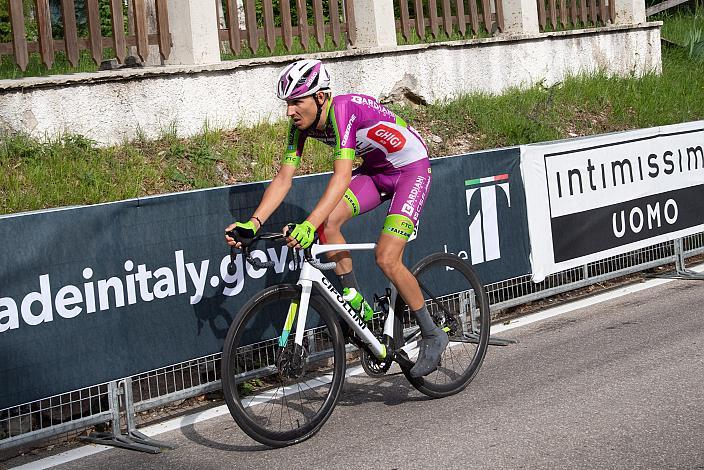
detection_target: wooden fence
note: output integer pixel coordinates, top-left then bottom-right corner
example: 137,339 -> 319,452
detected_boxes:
537,0 -> 614,31
0,0 -> 171,72
394,0 -> 505,42
218,0 -> 356,55
646,0 -> 690,17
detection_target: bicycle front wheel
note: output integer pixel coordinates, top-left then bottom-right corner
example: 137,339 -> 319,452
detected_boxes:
221,284 -> 346,447
395,253 -> 491,398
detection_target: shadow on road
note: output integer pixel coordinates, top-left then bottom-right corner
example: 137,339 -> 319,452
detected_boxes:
337,371 -> 431,407
178,368 -> 430,450
180,422 -> 270,452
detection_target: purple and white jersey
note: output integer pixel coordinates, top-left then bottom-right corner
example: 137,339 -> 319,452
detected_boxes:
284,94 -> 428,171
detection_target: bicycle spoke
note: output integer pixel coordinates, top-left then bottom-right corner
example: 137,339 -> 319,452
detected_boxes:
418,280 -> 456,321
281,387 -> 293,431
296,383 -> 311,422
264,388 -> 279,429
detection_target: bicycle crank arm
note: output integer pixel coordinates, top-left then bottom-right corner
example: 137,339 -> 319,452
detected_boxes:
392,350 -> 415,370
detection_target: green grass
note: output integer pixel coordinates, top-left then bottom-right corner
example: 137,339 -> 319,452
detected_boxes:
2,13 -> 704,215
392,34 -> 704,153
655,4 -> 704,62
0,119 -> 337,215
656,4 -> 704,45
221,33 -> 346,61
0,49 -> 122,80
396,25 -> 493,45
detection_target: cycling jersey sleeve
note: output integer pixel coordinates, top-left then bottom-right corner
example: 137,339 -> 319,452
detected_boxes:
329,102 -> 357,162
283,123 -> 306,168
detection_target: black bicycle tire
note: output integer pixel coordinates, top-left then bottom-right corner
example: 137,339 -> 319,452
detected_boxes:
396,252 -> 491,398
221,284 -> 346,447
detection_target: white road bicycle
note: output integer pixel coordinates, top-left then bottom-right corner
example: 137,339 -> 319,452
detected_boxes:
221,230 -> 491,447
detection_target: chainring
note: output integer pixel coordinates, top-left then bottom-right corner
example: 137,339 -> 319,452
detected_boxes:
360,349 -> 393,377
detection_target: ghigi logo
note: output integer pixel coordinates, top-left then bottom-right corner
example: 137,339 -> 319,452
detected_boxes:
464,174 -> 511,265
367,124 -> 406,153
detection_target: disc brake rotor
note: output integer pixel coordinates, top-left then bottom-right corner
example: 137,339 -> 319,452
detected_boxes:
276,344 -> 308,380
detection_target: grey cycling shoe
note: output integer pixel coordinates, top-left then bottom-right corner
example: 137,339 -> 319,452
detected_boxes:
409,328 -> 449,378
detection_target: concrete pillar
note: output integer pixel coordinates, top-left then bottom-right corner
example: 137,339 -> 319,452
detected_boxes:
612,0 -> 646,25
164,0 -> 221,65
501,0 -> 540,35
351,0 -> 398,48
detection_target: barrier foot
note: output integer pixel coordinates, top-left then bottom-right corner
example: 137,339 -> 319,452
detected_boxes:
128,429 -> 176,450
488,336 -> 516,346
647,269 -> 704,281
456,333 -> 516,346
674,266 -> 704,280
658,239 -> 704,280
79,431 -> 163,454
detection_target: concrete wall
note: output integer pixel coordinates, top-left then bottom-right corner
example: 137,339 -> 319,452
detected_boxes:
0,23 -> 661,146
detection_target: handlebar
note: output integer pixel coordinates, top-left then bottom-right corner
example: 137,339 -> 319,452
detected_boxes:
308,259 -> 337,271
225,228 -> 337,273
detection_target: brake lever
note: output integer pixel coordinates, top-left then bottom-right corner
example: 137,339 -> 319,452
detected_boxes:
227,230 -> 288,272
228,246 -> 238,275
226,229 -> 252,275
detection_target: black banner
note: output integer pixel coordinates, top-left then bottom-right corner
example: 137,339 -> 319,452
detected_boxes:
0,148 -> 529,409
552,184 -> 704,262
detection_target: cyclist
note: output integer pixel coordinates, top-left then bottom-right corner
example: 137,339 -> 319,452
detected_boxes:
225,59 -> 447,378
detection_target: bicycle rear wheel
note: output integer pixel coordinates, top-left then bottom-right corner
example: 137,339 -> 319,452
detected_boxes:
395,253 -> 490,398
221,284 -> 346,447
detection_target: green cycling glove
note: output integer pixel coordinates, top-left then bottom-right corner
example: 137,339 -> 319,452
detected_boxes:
289,220 -> 316,248
231,220 -> 258,239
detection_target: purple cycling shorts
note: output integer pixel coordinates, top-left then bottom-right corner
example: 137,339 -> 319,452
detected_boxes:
343,159 -> 432,240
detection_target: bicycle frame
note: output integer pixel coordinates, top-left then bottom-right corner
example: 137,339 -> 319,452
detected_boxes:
285,242 -> 397,360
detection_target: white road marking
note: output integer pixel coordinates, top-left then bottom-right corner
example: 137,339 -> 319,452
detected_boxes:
491,263 -> 703,335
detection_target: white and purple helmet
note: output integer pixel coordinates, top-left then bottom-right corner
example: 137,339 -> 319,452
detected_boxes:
276,59 -> 331,100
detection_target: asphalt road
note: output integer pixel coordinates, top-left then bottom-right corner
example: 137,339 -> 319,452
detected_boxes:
18,278 -> 704,469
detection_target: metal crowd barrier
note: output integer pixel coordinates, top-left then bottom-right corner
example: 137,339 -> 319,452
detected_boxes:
2,233 -> 703,453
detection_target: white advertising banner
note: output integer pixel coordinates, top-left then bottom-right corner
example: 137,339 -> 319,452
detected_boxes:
521,121 -> 704,282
